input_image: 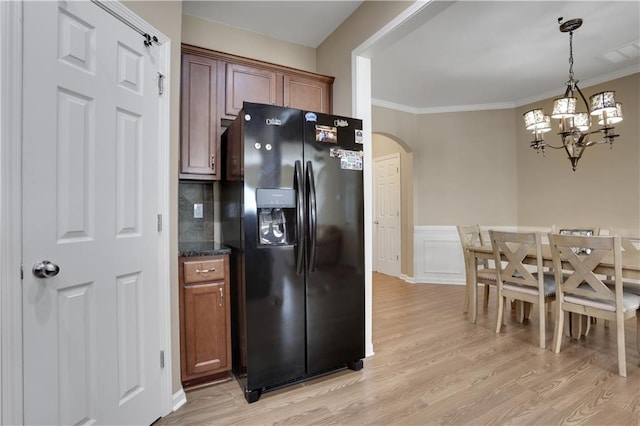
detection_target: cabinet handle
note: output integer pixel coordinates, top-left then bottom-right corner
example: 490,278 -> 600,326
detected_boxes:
210,154 -> 215,171
195,267 -> 216,273
219,288 -> 224,307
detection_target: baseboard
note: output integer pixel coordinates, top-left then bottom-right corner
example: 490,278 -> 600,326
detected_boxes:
172,388 -> 187,412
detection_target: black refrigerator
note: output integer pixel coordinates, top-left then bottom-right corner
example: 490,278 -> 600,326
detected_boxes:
221,102 -> 365,403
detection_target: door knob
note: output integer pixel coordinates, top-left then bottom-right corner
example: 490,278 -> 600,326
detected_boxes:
32,260 -> 60,278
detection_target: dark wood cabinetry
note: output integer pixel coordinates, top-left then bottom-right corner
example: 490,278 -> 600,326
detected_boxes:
179,255 -> 231,389
180,44 -> 334,181
224,63 -> 277,117
180,54 -> 221,180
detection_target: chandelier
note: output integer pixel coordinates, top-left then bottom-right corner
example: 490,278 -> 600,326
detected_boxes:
523,18 -> 623,171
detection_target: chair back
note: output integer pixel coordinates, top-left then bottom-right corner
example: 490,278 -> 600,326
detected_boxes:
549,234 -> 623,309
457,225 -> 484,249
457,225 -> 484,264
489,230 -> 544,291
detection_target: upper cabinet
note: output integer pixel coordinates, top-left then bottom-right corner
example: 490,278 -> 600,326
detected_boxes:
180,54 -> 220,180
283,73 -> 332,113
224,63 -> 278,117
180,45 -> 334,181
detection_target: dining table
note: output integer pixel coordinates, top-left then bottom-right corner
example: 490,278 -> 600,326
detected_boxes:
465,242 -> 640,327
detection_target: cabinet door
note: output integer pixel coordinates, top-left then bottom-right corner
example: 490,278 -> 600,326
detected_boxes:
180,54 -> 220,180
225,63 -> 277,116
283,74 -> 332,113
183,281 -> 229,377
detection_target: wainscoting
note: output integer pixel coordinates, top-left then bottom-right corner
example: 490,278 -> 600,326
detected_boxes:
413,225 -> 519,285
412,225 -> 639,285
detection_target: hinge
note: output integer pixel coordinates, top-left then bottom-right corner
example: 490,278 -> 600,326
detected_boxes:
20,264 -> 23,280
157,214 -> 162,232
157,72 -> 164,95
160,350 -> 165,368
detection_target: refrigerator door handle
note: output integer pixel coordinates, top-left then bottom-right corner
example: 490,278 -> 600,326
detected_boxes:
306,161 -> 318,272
294,160 -> 305,275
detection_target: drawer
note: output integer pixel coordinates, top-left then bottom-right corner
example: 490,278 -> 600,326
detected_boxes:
183,258 -> 225,284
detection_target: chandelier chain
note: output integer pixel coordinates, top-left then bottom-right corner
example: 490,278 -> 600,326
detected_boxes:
568,31 -> 574,82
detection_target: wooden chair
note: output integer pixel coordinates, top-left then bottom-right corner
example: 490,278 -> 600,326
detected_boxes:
489,230 -> 555,348
549,233 -> 640,377
457,225 -> 497,318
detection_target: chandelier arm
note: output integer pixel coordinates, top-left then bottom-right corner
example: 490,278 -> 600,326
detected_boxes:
573,82 -> 591,115
542,143 -> 568,150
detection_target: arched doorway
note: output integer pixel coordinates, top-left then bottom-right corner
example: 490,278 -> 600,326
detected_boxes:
372,133 -> 414,280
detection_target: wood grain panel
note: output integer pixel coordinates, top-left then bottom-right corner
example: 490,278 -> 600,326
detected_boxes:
283,74 -> 332,113
183,258 -> 225,284
183,282 -> 226,376
180,54 -> 219,179
225,63 -> 277,116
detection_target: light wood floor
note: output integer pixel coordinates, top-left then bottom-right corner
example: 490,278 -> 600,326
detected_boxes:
157,273 -> 640,425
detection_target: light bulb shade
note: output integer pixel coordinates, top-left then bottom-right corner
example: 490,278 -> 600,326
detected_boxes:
590,91 -> 617,116
552,97 -> 576,118
523,109 -> 544,130
535,115 -> 552,133
573,112 -> 590,131
598,102 -> 623,125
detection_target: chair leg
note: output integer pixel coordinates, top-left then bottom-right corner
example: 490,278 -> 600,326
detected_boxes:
637,314 -> 640,354
495,295 -> 504,334
463,280 -> 469,314
516,301 -> 525,323
552,305 -> 564,354
483,284 -> 490,310
616,316 -> 627,377
538,301 -> 546,349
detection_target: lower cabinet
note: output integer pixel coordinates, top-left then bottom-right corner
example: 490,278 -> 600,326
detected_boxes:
179,254 -> 231,389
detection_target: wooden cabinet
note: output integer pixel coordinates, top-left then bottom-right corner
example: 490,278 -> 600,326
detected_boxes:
180,54 -> 222,180
180,45 -> 334,181
179,255 -> 231,388
224,63 -> 277,117
283,73 -> 332,113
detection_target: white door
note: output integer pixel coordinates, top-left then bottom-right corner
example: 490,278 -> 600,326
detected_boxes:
373,154 -> 401,276
22,2 -> 164,424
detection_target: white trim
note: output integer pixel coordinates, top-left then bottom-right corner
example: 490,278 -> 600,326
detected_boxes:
352,1 -> 432,57
353,55 -> 374,358
371,98 -> 516,115
172,388 -> 187,412
412,225 -> 520,285
1,1 -> 24,424
413,226 -> 466,285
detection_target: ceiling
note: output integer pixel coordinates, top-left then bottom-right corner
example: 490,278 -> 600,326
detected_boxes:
183,1 -> 640,113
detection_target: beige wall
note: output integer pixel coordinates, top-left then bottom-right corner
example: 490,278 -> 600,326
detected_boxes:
122,0 -> 183,395
181,14 -> 317,72
373,106 -> 519,227
317,1 -> 414,116
517,73 -> 640,235
372,134 -> 414,276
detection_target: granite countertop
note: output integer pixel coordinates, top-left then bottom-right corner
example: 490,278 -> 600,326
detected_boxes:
178,241 -> 232,258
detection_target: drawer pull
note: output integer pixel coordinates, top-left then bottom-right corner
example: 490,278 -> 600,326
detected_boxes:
195,267 -> 216,274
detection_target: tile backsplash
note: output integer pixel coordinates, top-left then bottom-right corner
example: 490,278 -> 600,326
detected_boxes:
179,182 -> 215,243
